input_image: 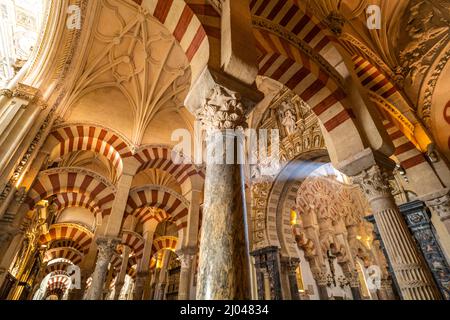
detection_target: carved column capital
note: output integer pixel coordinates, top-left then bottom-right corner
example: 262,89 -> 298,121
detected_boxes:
0,89 -> 13,98
281,257 -> 300,275
352,165 -> 392,201
96,237 -> 121,261
196,84 -> 247,131
422,188 -> 450,223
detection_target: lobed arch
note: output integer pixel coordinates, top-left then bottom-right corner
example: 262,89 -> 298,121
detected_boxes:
26,168 -> 116,217
39,223 -> 94,255
125,185 -> 189,240
254,31 -> 365,163
266,150 -> 330,252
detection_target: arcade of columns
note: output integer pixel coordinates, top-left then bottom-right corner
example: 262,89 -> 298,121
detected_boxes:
0,0 -> 449,300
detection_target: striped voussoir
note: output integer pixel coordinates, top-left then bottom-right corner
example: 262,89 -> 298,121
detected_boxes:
53,192 -> 103,217
151,236 -> 178,257
126,185 -> 189,231
44,247 -> 84,265
121,230 -> 145,260
110,252 -> 123,271
45,260 -> 73,274
26,168 -> 116,217
133,0 -> 209,82
352,55 -> 410,114
39,223 -> 94,255
254,30 -> 354,133
47,275 -> 71,292
132,145 -> 204,184
381,112 -> 426,170
127,263 -> 137,279
251,0 -> 335,61
48,125 -> 134,175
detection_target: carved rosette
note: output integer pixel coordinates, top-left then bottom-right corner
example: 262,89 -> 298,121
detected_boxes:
196,85 -> 247,131
352,166 -> 392,201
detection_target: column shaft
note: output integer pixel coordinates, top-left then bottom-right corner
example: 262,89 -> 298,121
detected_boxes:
354,165 -> 441,300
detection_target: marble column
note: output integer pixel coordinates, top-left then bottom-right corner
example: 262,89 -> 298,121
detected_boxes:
133,230 -> 154,300
354,165 -> 441,300
113,246 -> 130,300
133,271 -> 149,300
399,200 -> 450,300
155,250 -> 170,300
195,85 -> 255,300
281,258 -> 300,300
422,188 -> 450,235
177,248 -> 195,300
251,247 -> 282,300
85,237 -> 120,300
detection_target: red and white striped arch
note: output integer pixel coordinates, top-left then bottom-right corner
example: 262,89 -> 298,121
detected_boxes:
132,145 -> 204,185
151,236 -> 178,256
110,252 -> 122,271
133,0 -> 210,83
44,247 -> 84,265
352,55 -> 410,114
39,223 -> 94,255
45,261 -> 73,274
53,192 -> 103,217
46,124 -> 134,177
26,168 -> 116,217
126,186 -> 189,232
121,230 -> 145,260
47,275 -> 71,292
381,112 -> 427,170
251,0 -> 341,64
254,31 -> 364,161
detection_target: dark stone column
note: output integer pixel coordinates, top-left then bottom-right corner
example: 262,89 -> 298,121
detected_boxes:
281,257 -> 300,300
399,200 -> 450,300
251,247 -> 282,300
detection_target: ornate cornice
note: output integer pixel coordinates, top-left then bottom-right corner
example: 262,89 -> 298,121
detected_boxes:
419,47 -> 450,129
